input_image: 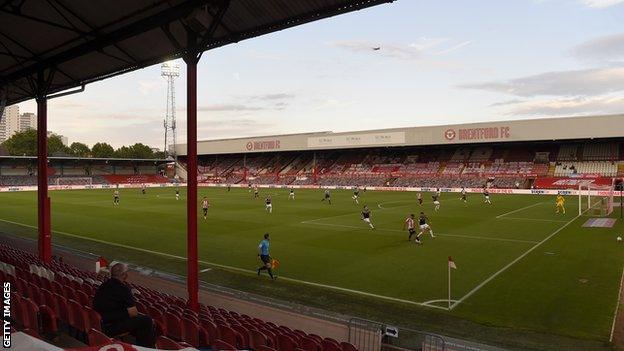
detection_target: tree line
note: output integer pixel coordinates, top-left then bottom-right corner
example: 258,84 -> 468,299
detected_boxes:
0,129 -> 165,159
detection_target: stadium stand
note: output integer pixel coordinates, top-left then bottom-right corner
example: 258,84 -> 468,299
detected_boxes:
0,243 -> 360,351
183,141 -> 622,189
0,157 -> 169,187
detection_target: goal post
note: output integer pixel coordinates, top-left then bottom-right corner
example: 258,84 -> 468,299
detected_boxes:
578,180 -> 614,217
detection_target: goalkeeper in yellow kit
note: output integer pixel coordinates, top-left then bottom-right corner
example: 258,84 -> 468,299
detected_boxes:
555,194 -> 565,214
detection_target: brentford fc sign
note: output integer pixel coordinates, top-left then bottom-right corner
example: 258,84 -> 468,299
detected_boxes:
444,126 -> 510,141
245,140 -> 281,151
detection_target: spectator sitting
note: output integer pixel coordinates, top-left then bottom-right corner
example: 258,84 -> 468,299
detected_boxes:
93,263 -> 154,347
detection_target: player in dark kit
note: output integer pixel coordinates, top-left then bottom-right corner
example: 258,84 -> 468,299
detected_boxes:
352,187 -> 360,204
141,184 -> 146,195
227,184 -> 231,192
416,211 -> 435,242
254,186 -> 259,199
460,187 -> 467,203
321,189 -> 331,204
361,205 -> 374,229
113,190 -> 120,205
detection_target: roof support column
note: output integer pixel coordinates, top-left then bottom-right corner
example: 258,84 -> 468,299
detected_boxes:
184,52 -> 200,312
36,73 -> 51,263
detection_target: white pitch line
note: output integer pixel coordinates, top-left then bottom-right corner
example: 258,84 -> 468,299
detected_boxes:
498,217 -> 568,223
610,265 -> 624,342
0,218 -> 442,310
449,213 -> 581,310
300,221 -> 538,244
496,202 -> 544,219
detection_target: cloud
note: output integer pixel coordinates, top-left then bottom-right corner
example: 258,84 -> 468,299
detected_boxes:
581,0 -> 624,8
489,99 -> 526,107
248,93 -> 295,101
329,38 -> 470,61
504,95 -> 624,116
435,41 -> 472,55
197,104 -> 264,112
457,66 -> 624,97
571,32 -> 624,63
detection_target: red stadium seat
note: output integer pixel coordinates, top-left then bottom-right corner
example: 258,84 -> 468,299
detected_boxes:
199,318 -> 217,345
212,338 -> 237,351
277,333 -> 297,351
322,338 -> 342,351
257,345 -> 279,351
230,324 -> 251,349
299,337 -> 322,351
38,305 -> 59,335
53,294 -> 70,325
68,299 -> 90,337
341,342 -> 358,351
164,311 -> 182,340
216,324 -> 241,347
88,328 -> 113,346
250,329 -> 270,349
85,306 -> 102,331
19,298 -> 40,336
181,318 -> 202,348
156,335 -> 184,350
75,290 -> 91,307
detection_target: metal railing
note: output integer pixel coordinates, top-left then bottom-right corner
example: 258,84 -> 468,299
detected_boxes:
348,317 -> 446,351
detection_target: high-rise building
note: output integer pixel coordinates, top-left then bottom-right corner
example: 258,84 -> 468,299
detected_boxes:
0,105 -> 19,143
18,112 -> 36,132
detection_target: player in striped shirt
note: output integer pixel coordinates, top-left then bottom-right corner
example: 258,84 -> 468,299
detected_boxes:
265,196 -> 273,213
403,214 -> 420,243
202,197 -> 210,219
432,193 -> 440,212
483,188 -> 491,204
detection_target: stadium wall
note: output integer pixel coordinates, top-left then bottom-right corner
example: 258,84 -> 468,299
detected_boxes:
0,182 -> 614,197
176,115 -> 624,155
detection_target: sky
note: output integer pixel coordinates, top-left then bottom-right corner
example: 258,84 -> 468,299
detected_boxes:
16,0 -> 624,149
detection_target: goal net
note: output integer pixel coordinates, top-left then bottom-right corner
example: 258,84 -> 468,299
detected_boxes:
55,177 -> 93,186
578,181 -> 614,217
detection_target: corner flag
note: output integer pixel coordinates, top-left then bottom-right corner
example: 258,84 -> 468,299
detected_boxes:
448,256 -> 457,310
448,256 -> 457,269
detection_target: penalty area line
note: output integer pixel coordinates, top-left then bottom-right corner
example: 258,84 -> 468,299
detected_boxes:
0,218 -> 444,310
450,213 -> 581,310
496,202 -> 544,219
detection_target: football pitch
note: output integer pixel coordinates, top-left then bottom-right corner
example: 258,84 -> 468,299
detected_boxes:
1,187 -> 623,349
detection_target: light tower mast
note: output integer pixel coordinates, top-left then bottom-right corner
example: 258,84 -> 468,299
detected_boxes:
161,60 -> 180,165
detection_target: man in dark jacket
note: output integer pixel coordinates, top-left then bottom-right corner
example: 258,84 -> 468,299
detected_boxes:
93,263 -> 154,347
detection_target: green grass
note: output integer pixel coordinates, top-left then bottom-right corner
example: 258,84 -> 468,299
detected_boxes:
0,187 -> 622,350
